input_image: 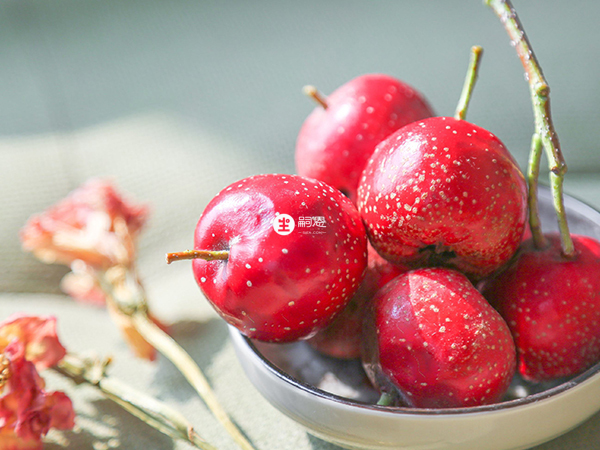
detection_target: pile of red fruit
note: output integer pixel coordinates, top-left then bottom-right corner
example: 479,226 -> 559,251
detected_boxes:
168,21 -> 600,411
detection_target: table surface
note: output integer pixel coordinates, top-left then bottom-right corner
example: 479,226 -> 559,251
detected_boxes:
1,1 -> 600,449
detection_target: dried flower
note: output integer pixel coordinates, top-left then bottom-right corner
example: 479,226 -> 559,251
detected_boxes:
0,315 -> 66,371
18,180 -> 251,449
20,178 -> 149,271
19,179 -> 166,361
0,319 -> 75,450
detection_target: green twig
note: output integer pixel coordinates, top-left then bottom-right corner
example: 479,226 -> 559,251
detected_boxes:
56,353 -> 218,450
455,45 -> 484,121
485,0 -> 574,257
526,133 -> 546,248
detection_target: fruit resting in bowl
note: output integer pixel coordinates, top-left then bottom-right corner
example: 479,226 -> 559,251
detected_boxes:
481,232 -> 600,382
167,173 -> 368,343
362,267 -> 516,408
169,53 -> 599,413
295,73 -> 434,203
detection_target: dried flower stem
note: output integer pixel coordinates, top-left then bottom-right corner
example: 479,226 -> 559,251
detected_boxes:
455,45 -> 484,121
0,353 -> 9,388
129,312 -> 255,450
98,268 -> 256,450
56,353 -> 218,450
485,0 -> 574,257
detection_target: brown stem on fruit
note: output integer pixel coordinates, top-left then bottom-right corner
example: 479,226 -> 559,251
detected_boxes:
527,133 -> 547,249
166,250 -> 229,264
454,45 -> 484,121
486,0 -> 575,258
303,85 -> 329,109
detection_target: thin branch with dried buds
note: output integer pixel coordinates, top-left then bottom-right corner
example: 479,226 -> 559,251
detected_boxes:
19,179 -> 255,449
56,353 -> 218,450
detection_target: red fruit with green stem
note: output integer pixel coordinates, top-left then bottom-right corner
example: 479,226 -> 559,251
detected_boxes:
166,174 -> 368,343
481,0 -> 600,382
296,73 -> 435,202
362,267 -> 516,408
482,233 -> 600,381
307,245 -> 407,359
357,47 -> 528,280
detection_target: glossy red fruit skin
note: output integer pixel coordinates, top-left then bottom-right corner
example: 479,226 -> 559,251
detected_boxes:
307,245 -> 407,359
192,174 -> 368,343
357,116 -> 527,279
481,233 -> 600,382
362,267 -> 516,408
296,74 -> 434,203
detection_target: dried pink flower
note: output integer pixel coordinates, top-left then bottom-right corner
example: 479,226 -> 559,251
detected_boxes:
0,315 -> 66,371
0,329 -> 74,449
0,428 -> 42,450
19,178 -> 149,271
19,178 -> 165,361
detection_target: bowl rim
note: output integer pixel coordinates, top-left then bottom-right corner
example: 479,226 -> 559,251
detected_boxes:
240,331 -> 600,416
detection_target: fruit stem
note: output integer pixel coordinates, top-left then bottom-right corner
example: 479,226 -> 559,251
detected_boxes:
56,353 -> 218,450
527,133 -> 548,248
303,85 -> 329,109
485,0 -> 575,257
376,392 -> 396,407
166,250 -> 229,264
454,45 -> 484,121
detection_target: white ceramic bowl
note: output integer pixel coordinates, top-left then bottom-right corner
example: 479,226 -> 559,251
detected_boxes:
230,186 -> 600,450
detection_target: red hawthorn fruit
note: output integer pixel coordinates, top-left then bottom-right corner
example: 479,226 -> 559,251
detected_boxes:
168,174 -> 368,343
296,74 -> 434,203
307,245 -> 407,359
363,267 -> 516,408
482,233 -> 600,382
357,116 -> 528,279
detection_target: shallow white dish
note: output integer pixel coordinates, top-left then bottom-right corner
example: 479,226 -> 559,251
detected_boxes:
230,186 -> 600,450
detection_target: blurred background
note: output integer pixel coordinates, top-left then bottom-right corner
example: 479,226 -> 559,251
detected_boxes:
2,0 -> 599,301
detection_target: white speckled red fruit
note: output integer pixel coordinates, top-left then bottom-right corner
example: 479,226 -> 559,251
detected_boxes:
482,233 -> 600,382
362,267 -> 516,408
190,174 -> 368,342
296,74 -> 434,203
357,116 -> 527,279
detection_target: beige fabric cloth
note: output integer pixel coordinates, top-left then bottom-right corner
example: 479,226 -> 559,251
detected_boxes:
2,1 -> 600,449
